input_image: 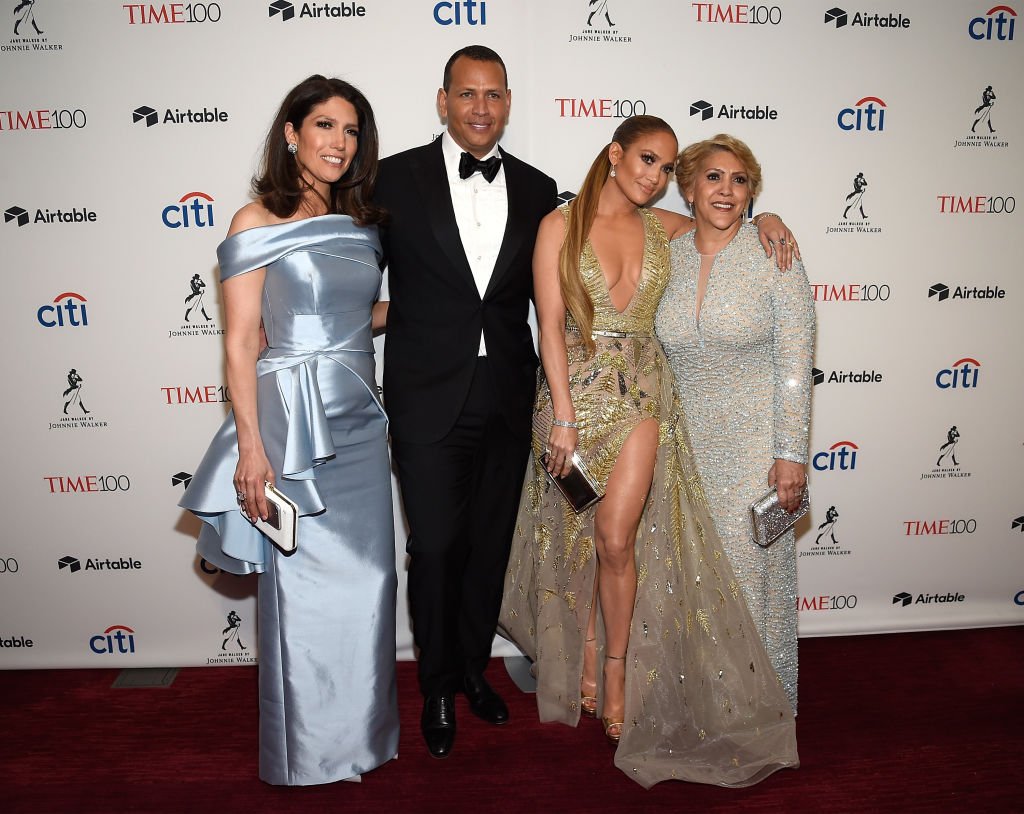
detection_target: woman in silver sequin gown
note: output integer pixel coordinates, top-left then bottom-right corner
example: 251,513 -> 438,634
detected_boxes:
499,117 -> 799,788
656,135 -> 815,711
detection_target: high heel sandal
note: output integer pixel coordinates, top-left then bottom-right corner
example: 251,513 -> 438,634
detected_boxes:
580,637 -> 598,718
602,654 -> 626,745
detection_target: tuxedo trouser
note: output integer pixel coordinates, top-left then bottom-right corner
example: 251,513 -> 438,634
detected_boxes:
392,357 -> 530,696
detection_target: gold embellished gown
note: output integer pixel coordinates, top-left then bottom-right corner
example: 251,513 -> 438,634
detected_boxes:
499,207 -> 798,789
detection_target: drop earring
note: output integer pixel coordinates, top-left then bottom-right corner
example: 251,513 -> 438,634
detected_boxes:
610,166 -> 617,178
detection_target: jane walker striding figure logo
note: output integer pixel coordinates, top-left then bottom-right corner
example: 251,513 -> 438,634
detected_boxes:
972,86 -> 996,133
62,368 -> 89,415
936,425 -> 960,467
587,0 -> 614,27
184,274 -> 212,323
816,505 -> 839,545
221,610 -> 247,652
843,172 -> 868,220
12,0 -> 42,36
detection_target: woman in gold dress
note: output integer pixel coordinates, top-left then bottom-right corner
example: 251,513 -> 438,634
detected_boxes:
499,116 -> 799,788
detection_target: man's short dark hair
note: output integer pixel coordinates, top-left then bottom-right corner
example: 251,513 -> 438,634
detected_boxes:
442,45 -> 508,92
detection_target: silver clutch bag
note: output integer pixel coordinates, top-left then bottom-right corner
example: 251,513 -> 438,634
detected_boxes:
749,486 -> 809,547
540,451 -> 605,514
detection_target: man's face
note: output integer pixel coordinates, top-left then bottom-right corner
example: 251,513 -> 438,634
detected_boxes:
437,56 -> 511,158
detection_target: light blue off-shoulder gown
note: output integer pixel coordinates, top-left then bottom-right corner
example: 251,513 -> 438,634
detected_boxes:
180,215 -> 398,785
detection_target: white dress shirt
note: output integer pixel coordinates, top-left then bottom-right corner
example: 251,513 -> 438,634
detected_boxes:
441,130 -> 508,356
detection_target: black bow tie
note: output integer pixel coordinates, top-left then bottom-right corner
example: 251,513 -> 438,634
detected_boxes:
458,152 -> 502,183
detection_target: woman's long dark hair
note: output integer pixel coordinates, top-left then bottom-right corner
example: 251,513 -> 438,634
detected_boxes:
253,75 -> 384,225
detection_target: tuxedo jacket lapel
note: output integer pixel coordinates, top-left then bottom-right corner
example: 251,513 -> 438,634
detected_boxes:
484,148 -> 527,300
413,139 -> 478,293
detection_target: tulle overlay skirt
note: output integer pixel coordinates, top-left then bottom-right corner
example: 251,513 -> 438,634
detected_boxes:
499,333 -> 798,788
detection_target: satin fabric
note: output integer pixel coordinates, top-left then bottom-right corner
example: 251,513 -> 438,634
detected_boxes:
180,215 -> 398,785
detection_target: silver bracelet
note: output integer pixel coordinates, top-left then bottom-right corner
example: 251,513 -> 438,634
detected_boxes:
753,212 -> 780,225
551,418 -> 579,428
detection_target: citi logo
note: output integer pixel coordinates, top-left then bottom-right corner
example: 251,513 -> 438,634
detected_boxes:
893,591 -> 965,606
935,358 -> 981,390
123,3 -> 221,24
1012,515 -> 1024,531
903,519 -> 977,536
58,555 -> 81,573
837,96 -> 886,131
5,204 -> 97,226
89,625 -> 137,655
812,440 -> 859,472
133,105 -> 229,126
969,5 -> 1016,40
556,98 -> 648,118
812,367 -> 882,385
269,1 -> 366,20
37,292 -> 88,328
936,195 -> 1015,213
928,283 -> 1006,301
434,0 -> 486,25
162,192 -> 215,229
45,475 -> 131,494
172,471 -> 193,488
161,385 -> 231,405
689,99 -> 778,121
0,108 -> 87,131
1015,590 -> 1024,606
693,3 -> 782,24
824,7 -> 910,28
811,283 -> 890,302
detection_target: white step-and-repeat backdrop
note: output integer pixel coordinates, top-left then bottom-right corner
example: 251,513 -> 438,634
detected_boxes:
2,1 -> 1022,668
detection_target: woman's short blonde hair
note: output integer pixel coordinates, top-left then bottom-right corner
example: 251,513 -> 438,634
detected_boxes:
676,133 -> 762,202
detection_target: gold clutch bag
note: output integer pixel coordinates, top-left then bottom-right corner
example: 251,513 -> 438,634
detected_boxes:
540,451 -> 605,514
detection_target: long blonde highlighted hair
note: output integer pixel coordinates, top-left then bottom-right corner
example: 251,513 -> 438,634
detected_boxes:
560,115 -> 676,354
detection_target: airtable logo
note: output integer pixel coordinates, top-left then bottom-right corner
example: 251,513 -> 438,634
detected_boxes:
893,591 -> 965,607
162,192 -> 215,228
837,96 -> 886,131
968,5 -> 1016,40
689,98 -> 778,122
824,7 -> 910,28
812,366 -> 882,385
133,104 -> 228,126
269,1 -> 366,21
928,282 -> 1006,301
5,203 -> 97,226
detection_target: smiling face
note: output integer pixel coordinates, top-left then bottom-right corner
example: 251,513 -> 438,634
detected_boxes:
608,131 -> 678,207
284,95 -> 359,199
685,148 -> 752,234
437,56 -> 511,158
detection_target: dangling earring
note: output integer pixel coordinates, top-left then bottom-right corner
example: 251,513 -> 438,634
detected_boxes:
610,166 -> 617,178
287,142 -> 298,155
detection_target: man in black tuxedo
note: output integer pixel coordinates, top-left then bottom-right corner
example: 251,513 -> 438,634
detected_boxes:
375,46 -> 557,758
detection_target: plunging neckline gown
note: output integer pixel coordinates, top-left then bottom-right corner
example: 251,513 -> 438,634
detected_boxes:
500,206 -> 798,788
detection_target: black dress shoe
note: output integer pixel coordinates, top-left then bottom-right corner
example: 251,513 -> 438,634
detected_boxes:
463,673 -> 509,725
421,694 -> 456,759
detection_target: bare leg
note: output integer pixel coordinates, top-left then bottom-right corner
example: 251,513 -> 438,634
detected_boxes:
593,418 -> 658,739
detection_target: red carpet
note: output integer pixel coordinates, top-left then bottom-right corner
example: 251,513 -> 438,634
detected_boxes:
2,627 -> 1022,813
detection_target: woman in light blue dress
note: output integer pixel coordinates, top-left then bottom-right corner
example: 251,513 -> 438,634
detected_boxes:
180,75 -> 398,785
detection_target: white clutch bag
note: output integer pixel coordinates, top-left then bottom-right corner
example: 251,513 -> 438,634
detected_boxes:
240,481 -> 298,554
749,486 -> 809,548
